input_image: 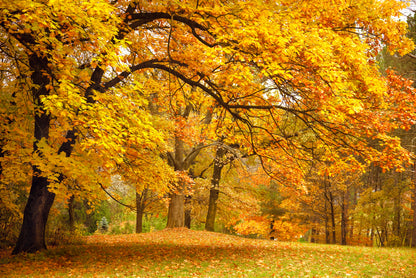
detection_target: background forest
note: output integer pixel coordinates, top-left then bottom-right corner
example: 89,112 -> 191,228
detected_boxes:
2,0 -> 416,254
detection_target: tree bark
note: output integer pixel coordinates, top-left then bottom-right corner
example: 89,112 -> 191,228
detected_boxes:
205,146 -> 226,231
167,193 -> 185,228
325,201 -> 330,244
329,192 -> 336,244
340,193 -> 347,245
13,54 -> 55,254
136,207 -> 143,233
166,136 -> 186,228
12,175 -> 55,254
136,191 -> 145,233
184,195 -> 192,229
205,188 -> 220,231
165,104 -> 209,229
323,178 -> 330,244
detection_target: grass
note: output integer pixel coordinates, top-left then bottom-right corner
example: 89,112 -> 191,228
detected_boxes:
1,228 -> 415,277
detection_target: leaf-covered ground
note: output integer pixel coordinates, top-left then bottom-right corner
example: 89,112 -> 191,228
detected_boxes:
1,228 -> 415,277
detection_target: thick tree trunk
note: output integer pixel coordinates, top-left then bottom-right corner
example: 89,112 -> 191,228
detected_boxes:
166,136 -> 187,228
167,193 -> 184,228
136,208 -> 143,233
205,146 -> 226,231
13,54 -> 54,254
165,105 -> 208,229
12,176 -> 55,254
13,47 -> 102,254
205,188 -> 220,231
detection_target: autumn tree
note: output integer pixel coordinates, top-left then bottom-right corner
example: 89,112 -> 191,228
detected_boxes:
2,0 -> 416,254
367,10 -> 416,246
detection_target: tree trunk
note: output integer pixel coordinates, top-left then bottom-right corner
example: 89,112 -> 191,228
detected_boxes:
13,54 -> 54,254
68,195 -> 75,231
394,195 -> 401,239
165,104 -> 209,228
341,193 -> 347,245
136,191 -> 144,233
349,188 -> 357,244
206,188 -> 220,231
167,193 -> 184,228
205,146 -> 226,231
323,178 -> 330,244
329,192 -> 336,244
310,227 -> 316,243
13,175 -> 55,254
325,204 -> 330,244
184,209 -> 191,229
136,207 -> 143,233
184,195 -> 192,229
166,136 -> 187,228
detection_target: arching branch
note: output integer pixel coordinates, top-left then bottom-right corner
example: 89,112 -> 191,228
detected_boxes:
99,183 -> 136,211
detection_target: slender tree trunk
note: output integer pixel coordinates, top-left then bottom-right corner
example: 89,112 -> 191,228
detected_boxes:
205,145 -> 226,231
136,191 -> 145,233
184,209 -> 191,228
310,227 -> 316,243
412,162 -> 416,247
392,175 -> 401,243
68,195 -> 75,231
0,138 -> 5,180
329,192 -> 336,244
323,178 -> 330,244
325,204 -> 330,244
341,193 -> 347,245
349,188 -> 357,244
184,195 -> 192,229
394,196 -> 401,239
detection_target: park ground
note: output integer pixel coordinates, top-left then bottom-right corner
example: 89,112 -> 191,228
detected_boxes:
1,228 -> 416,277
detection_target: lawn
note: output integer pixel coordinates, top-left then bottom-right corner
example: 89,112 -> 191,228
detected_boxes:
1,228 -> 415,277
